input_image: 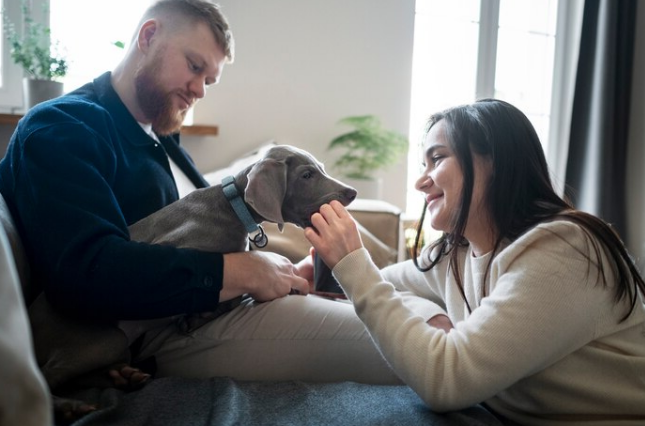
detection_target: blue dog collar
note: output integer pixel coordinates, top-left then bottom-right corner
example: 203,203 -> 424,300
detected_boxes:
222,176 -> 267,248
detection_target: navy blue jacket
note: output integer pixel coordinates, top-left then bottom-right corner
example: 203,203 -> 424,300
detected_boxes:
0,72 -> 224,320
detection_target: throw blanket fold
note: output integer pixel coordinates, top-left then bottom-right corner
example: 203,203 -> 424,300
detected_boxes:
66,377 -> 504,426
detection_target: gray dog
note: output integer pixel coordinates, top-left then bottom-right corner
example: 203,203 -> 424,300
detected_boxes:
29,144 -> 357,421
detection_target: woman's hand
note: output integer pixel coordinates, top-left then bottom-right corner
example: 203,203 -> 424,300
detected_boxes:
304,200 -> 363,269
427,314 -> 454,332
294,247 -> 315,292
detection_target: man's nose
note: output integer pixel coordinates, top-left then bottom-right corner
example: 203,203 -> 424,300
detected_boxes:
188,78 -> 206,99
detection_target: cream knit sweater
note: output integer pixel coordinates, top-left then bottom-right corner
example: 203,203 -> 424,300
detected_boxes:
333,220 -> 645,425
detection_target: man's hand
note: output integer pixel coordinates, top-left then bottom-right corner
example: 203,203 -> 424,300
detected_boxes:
220,251 -> 310,302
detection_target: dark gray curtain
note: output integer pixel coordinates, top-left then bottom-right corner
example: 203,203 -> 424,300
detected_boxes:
564,0 -> 637,238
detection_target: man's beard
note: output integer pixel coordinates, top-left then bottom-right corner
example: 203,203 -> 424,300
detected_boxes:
134,52 -> 189,136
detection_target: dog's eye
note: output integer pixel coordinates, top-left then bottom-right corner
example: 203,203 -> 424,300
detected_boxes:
302,171 -> 314,179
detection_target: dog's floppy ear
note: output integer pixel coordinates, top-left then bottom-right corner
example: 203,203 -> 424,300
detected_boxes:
245,158 -> 286,230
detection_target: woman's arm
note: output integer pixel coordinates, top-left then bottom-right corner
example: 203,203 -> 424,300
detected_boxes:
308,205 -> 619,411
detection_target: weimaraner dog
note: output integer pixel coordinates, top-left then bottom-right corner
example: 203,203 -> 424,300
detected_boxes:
28,144 -> 357,421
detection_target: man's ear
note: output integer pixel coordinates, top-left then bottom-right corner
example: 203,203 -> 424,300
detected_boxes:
137,20 -> 158,53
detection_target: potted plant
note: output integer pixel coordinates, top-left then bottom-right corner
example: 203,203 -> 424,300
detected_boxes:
328,114 -> 408,199
2,0 -> 68,110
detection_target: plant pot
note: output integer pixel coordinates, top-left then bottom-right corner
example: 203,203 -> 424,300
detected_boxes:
23,78 -> 64,110
345,177 -> 383,200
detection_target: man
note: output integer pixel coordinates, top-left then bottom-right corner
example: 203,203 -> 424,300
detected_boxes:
0,0 -> 402,386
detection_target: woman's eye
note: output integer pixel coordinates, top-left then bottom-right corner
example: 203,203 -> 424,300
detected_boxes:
431,155 -> 444,165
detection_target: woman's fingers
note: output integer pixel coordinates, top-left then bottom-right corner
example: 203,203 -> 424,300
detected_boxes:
305,202 -> 364,270
329,199 -> 350,218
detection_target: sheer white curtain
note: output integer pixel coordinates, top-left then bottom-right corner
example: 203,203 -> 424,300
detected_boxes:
546,0 -> 584,196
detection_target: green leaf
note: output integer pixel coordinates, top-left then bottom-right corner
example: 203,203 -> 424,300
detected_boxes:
2,0 -> 68,80
328,114 -> 409,180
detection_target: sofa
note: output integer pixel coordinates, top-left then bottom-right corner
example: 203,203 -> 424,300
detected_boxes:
0,145 -> 503,426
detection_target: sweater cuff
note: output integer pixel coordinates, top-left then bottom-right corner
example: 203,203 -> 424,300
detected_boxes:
332,247 -> 377,300
334,248 -> 447,321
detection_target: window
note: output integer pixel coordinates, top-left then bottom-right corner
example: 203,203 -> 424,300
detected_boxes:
406,0 -> 563,216
0,0 -> 45,112
50,0 -> 199,123
0,0 -> 148,113
50,0 -> 148,93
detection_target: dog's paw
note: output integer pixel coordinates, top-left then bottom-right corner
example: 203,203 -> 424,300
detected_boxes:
109,364 -> 152,390
53,395 -> 97,424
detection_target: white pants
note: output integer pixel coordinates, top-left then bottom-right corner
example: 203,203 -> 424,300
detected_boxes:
135,295 -> 401,385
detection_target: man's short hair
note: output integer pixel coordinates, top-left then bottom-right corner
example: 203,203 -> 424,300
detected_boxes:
142,0 -> 234,62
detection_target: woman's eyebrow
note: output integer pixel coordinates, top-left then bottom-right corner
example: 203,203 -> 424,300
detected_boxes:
425,144 -> 446,156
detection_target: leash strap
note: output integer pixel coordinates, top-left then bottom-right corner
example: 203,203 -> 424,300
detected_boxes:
222,176 -> 267,248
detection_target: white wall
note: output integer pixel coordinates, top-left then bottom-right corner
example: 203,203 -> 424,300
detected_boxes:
182,0 -> 415,211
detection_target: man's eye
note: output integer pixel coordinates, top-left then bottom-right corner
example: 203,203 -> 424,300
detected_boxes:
188,60 -> 201,73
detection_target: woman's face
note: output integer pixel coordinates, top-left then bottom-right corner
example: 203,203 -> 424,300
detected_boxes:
415,120 -> 493,253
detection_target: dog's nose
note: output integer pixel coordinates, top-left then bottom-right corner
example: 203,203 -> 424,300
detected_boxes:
343,187 -> 358,203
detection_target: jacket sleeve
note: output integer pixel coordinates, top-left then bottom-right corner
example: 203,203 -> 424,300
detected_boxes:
4,110 -> 225,320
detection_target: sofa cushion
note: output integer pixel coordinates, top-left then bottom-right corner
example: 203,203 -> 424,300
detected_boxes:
257,221 -> 397,269
0,194 -> 37,305
0,198 -> 52,426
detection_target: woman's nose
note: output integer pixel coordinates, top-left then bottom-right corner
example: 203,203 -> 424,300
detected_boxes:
414,171 -> 431,192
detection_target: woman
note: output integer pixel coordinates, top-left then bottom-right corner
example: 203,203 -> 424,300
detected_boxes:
305,99 -> 645,425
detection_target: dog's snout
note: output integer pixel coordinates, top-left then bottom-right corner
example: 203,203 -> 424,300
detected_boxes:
343,187 -> 358,204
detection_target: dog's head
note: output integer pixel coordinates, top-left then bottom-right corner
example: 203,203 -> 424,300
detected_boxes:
243,145 -> 357,229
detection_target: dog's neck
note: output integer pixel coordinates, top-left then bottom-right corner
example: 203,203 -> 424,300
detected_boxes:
231,165 -> 264,225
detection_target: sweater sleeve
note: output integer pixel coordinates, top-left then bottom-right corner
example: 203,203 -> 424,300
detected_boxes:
333,222 -> 628,411
380,257 -> 449,320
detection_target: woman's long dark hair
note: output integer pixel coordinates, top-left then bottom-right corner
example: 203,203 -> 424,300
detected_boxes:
413,99 -> 644,321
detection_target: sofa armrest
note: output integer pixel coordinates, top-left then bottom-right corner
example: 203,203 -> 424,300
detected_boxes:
347,199 -> 404,263
258,198 -> 403,269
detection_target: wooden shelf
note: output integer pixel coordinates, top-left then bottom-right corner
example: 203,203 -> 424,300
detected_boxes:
179,124 -> 218,136
0,113 -> 20,126
0,113 -> 218,136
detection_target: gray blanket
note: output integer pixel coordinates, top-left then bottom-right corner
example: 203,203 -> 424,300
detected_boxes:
66,378 -> 505,426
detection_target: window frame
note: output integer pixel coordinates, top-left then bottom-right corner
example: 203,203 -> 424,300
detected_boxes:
546,0 -> 584,195
0,0 -> 25,112
475,0 -> 500,100
0,0 -> 50,113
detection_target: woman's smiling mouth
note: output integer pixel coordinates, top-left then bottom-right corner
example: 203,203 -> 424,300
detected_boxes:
426,193 -> 443,207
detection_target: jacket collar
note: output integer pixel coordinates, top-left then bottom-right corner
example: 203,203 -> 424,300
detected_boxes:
92,72 -> 208,189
